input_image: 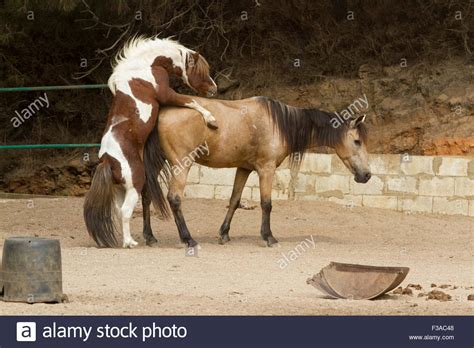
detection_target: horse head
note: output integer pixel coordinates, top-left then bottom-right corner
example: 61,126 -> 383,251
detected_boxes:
334,115 -> 371,183
184,52 -> 217,97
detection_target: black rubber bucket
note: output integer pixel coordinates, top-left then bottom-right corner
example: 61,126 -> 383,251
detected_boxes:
1,237 -> 63,303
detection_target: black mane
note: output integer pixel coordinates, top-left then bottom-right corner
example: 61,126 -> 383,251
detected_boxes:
259,97 -> 368,160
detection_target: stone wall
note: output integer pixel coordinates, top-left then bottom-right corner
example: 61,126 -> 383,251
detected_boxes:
183,154 -> 474,217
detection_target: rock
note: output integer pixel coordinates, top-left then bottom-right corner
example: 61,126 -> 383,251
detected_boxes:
407,284 -> 422,290
393,286 -> 412,295
426,290 -> 451,301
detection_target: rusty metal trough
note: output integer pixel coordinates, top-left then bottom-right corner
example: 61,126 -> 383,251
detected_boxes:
307,262 -> 410,300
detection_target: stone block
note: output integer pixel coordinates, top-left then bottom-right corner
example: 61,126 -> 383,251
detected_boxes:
418,177 -> 454,196
272,189 -> 289,200
435,157 -> 469,177
242,187 -> 253,200
315,175 -> 350,194
400,156 -> 434,175
386,176 -> 417,194
454,177 -> 474,197
351,175 -> 384,195
200,167 -> 236,185
331,155 -> 350,175
369,154 -> 401,175
294,173 -> 316,193
187,165 -> 200,184
273,169 -> 292,190
433,197 -> 468,215
246,171 -> 260,187
300,154 -> 332,173
214,186 -> 232,200
184,184 -> 214,199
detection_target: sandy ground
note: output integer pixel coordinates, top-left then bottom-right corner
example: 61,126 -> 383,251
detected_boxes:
0,197 -> 472,315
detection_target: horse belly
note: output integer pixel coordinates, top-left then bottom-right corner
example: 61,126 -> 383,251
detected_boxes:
194,136 -> 257,170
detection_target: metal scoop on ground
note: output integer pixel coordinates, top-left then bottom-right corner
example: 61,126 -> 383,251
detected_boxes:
307,262 -> 410,300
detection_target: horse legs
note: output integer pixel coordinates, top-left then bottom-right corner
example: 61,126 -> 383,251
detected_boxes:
218,167 -> 252,244
257,167 -> 278,246
120,158 -> 145,248
167,167 -> 198,247
120,186 -> 140,248
142,184 -> 158,246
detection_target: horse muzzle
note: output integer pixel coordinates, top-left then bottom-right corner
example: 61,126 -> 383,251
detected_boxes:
354,171 -> 371,183
206,86 -> 217,97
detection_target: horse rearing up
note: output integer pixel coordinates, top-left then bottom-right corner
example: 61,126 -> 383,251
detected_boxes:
84,36 -> 217,248
142,96 -> 371,248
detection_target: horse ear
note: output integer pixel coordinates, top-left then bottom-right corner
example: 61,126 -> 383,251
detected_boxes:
350,114 -> 366,128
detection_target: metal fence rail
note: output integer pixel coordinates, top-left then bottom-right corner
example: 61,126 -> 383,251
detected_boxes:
0,84 -> 108,92
0,144 -> 100,150
1,84 -> 106,149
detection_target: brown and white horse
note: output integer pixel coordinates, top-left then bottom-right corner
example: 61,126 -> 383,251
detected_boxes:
143,97 -> 371,248
84,36 -> 217,248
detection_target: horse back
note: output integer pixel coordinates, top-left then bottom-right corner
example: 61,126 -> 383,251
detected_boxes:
158,97 -> 286,170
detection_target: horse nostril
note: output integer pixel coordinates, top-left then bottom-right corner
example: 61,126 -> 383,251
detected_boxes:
207,88 -> 217,97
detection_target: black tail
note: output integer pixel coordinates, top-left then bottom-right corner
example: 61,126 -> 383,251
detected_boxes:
83,160 -> 118,247
144,126 -> 171,219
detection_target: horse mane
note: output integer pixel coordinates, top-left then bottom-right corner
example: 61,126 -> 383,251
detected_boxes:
108,35 -> 196,94
189,53 -> 210,79
259,97 -> 368,161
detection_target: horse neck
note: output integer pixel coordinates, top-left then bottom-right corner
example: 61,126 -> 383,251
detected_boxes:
110,41 -> 186,93
266,98 -> 341,157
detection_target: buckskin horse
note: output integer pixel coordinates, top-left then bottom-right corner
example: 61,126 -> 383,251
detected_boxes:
87,95 -> 371,248
83,36 -> 217,248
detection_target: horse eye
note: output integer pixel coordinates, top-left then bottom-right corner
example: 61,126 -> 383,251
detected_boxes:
354,140 -> 361,146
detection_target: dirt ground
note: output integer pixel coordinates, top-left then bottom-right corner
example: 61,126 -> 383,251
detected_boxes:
0,197 -> 472,315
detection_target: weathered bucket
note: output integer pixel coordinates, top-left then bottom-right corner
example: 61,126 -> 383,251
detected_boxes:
1,237 -> 63,303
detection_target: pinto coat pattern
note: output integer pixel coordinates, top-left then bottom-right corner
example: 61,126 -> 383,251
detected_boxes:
84,36 -> 217,248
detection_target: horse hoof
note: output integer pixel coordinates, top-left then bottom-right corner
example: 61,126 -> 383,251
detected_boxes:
218,234 -> 230,244
207,120 -> 219,130
146,237 -> 158,247
266,236 -> 279,247
186,239 -> 198,248
123,239 -> 138,248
